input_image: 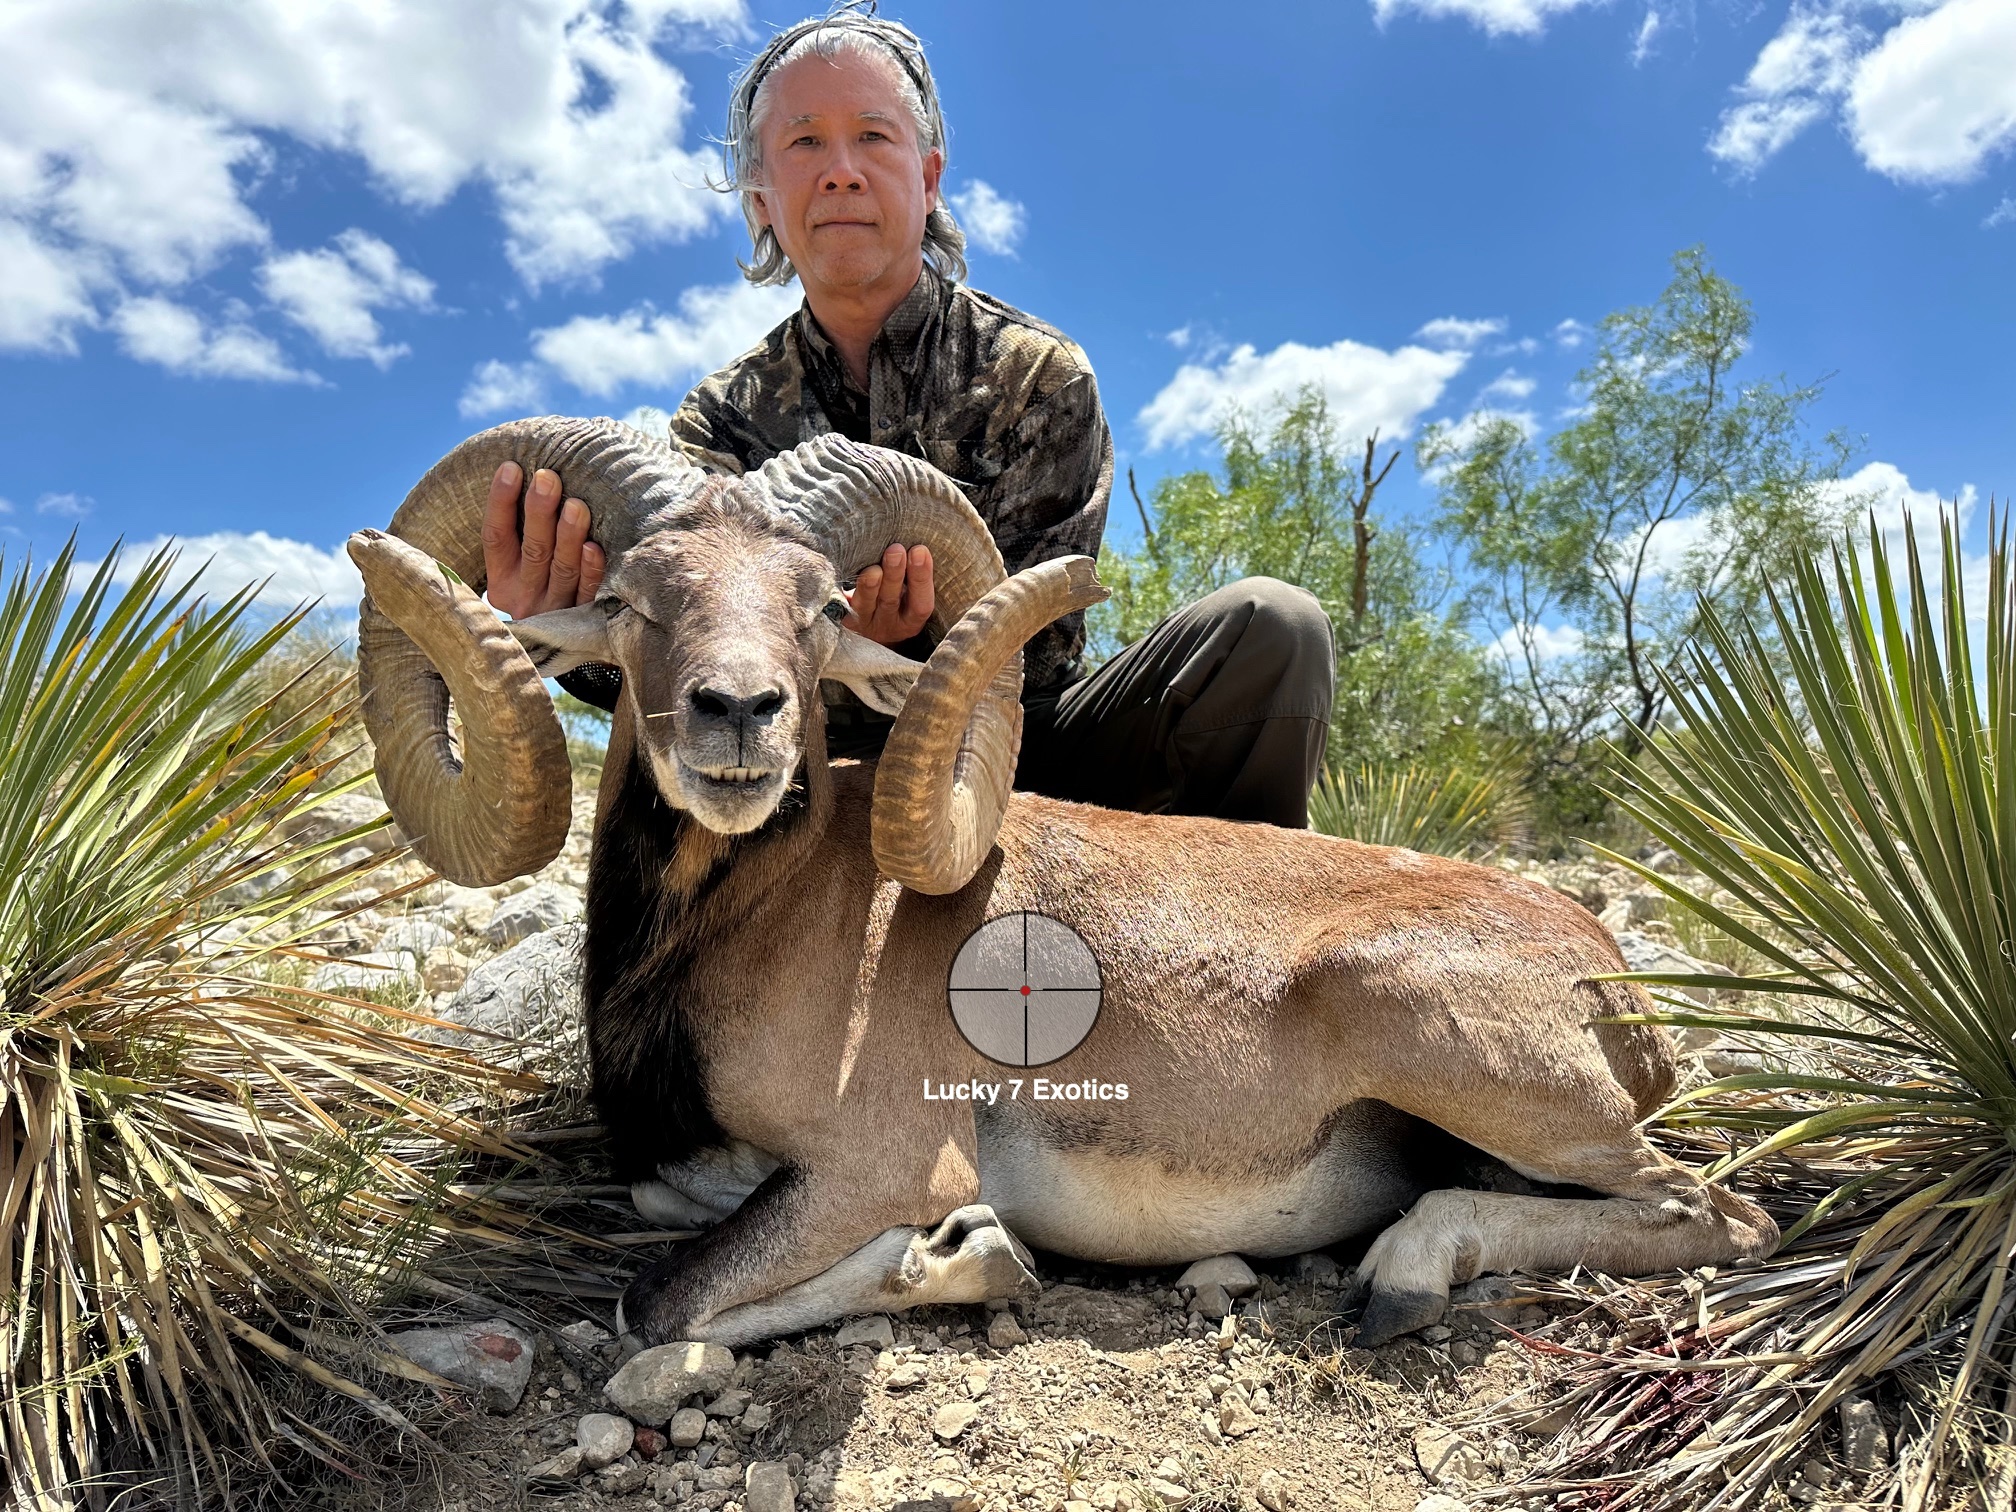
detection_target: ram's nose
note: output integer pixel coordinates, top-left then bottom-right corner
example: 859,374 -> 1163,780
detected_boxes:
689,682 -> 786,724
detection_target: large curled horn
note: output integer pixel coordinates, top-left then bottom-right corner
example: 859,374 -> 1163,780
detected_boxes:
347,416 -> 698,886
749,436 -> 1107,894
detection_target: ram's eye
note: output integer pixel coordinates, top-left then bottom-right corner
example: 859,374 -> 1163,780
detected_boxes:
822,600 -> 849,623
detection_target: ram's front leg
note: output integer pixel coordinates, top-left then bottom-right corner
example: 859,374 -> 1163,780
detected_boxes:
615,1166 -> 1042,1349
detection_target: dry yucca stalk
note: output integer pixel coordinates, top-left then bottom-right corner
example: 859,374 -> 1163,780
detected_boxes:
1476,507 -> 2016,1511
0,541 -> 558,1509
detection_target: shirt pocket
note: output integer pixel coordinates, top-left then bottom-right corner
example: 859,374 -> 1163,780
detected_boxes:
919,435 -> 1004,492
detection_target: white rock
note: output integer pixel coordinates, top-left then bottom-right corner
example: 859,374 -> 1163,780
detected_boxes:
483,881 -> 583,945
1177,1255 -> 1259,1296
379,918 -> 457,957
667,1406 -> 708,1447
430,924 -> 586,1080
576,1412 -> 634,1470
387,1319 -> 534,1413
1839,1395 -> 1889,1473
1415,1425 -> 1489,1487
1611,931 -> 1728,1005
527,1445 -> 584,1480
833,1314 -> 895,1350
1256,1468 -> 1290,1510
931,1400 -> 979,1440
309,950 -> 418,994
1413,1498 -> 1471,1512
604,1341 -> 736,1426
744,1462 -> 795,1512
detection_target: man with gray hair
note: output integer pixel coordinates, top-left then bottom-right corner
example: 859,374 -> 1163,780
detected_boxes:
487,3 -> 1336,828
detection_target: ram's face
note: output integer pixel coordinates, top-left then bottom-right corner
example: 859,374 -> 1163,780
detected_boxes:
609,527 -> 849,832
511,513 -> 853,835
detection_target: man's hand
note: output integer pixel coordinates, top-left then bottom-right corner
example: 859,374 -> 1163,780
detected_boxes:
483,461 -> 606,618
843,543 -> 934,646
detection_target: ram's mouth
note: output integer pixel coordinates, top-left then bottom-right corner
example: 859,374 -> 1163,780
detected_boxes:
682,758 -> 778,789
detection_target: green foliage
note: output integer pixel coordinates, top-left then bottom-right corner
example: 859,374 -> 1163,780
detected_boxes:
1308,749 -> 1530,857
0,540 -> 541,1508
1421,246 -> 1860,833
1584,507 -> 2016,1505
1091,385 -> 1489,771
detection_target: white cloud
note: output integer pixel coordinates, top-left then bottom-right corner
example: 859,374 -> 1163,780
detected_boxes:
619,404 -> 675,440
1631,7 -> 1663,64
36,491 -> 91,518
1488,621 -> 1587,664
1166,325 -> 1195,350
460,359 -> 548,419
258,230 -> 433,368
111,296 -> 315,383
0,498 -> 12,515
1709,0 -> 2016,184
1822,458 -> 1978,537
1371,0 -> 1607,39
523,280 -> 799,399
78,531 -> 364,608
1418,406 -> 1542,480
1987,197 -> 2016,227
1553,317 -> 1592,348
1478,369 -> 1538,403
0,0 -> 745,358
1414,316 -> 1507,349
1849,0 -> 2016,183
1139,336 -> 1469,451
948,180 -> 1026,256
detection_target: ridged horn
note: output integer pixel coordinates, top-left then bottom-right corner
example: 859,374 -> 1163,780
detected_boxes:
348,416 -> 699,886
747,435 -> 1106,894
877,556 -> 1108,893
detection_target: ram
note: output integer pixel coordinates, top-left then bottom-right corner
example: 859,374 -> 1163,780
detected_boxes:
347,416 -> 1776,1349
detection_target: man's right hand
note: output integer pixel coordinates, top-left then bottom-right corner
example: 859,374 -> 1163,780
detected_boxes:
483,461 -> 606,618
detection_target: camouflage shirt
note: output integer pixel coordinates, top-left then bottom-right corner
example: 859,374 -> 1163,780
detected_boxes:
668,265 -> 1114,719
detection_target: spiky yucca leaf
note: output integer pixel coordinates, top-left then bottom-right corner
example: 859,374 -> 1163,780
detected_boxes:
1501,508 -> 2016,1511
1308,750 -> 1529,857
0,541 -> 548,1510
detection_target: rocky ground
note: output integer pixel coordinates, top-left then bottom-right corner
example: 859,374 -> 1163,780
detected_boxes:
253,793 -> 1829,1512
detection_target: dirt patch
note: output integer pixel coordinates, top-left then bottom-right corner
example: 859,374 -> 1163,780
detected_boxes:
299,1254 -> 1568,1512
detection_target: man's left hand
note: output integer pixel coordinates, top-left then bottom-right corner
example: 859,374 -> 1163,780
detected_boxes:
844,542 -> 934,646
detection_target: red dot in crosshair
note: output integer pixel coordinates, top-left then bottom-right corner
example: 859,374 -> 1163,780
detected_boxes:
1020,984 -> 1031,995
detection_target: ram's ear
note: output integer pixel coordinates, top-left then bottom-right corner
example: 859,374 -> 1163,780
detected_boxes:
821,627 -> 922,715
507,602 -> 619,677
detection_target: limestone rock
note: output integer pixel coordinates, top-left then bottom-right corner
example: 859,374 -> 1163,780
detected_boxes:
1256,1469 -> 1290,1510
1839,1395 -> 1889,1473
744,1461 -> 796,1512
834,1314 -> 895,1349
931,1399 -> 979,1440
576,1412 -> 633,1470
1177,1255 -> 1258,1296
387,1318 -> 533,1413
987,1311 -> 1028,1348
1415,1425 -> 1489,1488
1611,931 -> 1727,1005
432,923 -> 586,1080
604,1341 -> 736,1426
309,950 -> 417,994
483,881 -> 583,945
667,1406 -> 708,1447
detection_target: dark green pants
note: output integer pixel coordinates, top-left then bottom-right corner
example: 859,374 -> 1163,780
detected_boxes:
827,577 -> 1336,829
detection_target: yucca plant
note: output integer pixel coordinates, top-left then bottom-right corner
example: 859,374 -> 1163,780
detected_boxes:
0,541 -> 550,1509
1308,748 -> 1530,857
1501,507 -> 2016,1510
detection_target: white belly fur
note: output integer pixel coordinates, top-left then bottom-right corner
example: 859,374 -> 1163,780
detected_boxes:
974,1103 -> 1421,1265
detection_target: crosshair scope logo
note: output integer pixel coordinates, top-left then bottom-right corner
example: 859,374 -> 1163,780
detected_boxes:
947,911 -> 1103,1067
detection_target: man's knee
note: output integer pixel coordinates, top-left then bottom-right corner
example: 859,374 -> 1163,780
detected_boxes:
1197,576 -> 1335,673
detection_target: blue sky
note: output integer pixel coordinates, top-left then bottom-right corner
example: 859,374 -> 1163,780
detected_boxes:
1,0 -> 2010,610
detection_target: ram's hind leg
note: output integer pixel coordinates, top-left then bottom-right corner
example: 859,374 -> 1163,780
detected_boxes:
1351,989 -> 1778,1346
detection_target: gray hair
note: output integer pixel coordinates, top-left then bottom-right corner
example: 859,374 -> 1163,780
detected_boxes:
721,3 -> 966,288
